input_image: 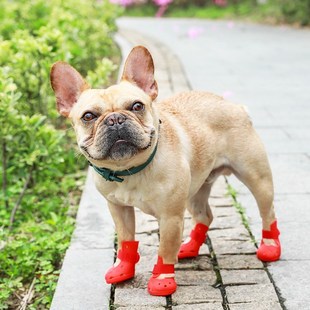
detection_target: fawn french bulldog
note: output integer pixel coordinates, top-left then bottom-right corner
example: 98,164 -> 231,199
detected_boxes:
50,46 -> 281,296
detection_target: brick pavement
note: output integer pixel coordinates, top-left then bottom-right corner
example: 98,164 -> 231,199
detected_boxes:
51,26 -> 284,310
111,29 -> 283,309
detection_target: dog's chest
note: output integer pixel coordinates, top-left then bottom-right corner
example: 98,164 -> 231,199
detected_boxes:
109,188 -> 156,215
108,187 -> 141,206
95,176 -> 158,216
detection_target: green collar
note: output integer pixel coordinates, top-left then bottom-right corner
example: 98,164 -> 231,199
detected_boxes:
89,142 -> 158,183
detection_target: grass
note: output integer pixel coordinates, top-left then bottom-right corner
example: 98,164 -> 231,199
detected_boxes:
124,3 -> 236,19
226,183 -> 258,246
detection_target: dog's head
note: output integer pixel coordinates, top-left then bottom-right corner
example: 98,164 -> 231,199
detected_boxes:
50,46 -> 159,170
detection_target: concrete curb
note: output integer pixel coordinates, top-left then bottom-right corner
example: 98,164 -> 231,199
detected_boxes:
50,171 -> 115,310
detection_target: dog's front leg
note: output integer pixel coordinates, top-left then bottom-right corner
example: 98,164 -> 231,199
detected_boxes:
105,202 -> 139,284
107,202 -> 135,244
148,212 -> 184,296
158,215 -> 184,264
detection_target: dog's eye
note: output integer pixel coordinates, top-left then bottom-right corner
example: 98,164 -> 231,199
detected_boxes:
82,112 -> 97,122
131,102 -> 144,112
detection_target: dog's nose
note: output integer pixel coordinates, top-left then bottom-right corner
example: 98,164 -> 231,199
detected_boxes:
105,113 -> 127,127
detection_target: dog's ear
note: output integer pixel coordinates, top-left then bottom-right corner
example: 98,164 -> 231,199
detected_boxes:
50,62 -> 89,117
121,46 -> 158,100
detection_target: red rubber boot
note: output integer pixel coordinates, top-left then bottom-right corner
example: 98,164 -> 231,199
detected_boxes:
178,223 -> 209,259
257,220 -> 281,262
105,241 -> 140,284
148,256 -> 177,296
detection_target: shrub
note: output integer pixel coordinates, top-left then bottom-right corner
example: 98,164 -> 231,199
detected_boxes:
276,0 -> 310,26
0,0 -> 121,308
119,0 -> 310,26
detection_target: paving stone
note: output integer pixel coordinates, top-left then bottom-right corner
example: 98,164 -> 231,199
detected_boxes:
231,154 -> 310,195
208,227 -> 250,241
209,197 -> 234,207
221,269 -> 271,285
217,254 -> 264,269
210,205 -> 243,230
176,255 -> 213,271
198,243 -> 210,255
284,300 -> 310,309
212,205 -> 239,217
183,216 -> 194,237
135,210 -> 159,235
172,285 -> 222,305
268,260 -> 310,307
229,192 -> 310,260
176,270 -> 217,286
169,67 -> 190,93
117,307 -> 166,310
114,288 -> 166,307
115,17 -> 310,309
155,72 -> 170,84
226,284 -> 279,303
228,302 -> 282,310
210,215 -> 243,230
211,239 -> 257,255
174,303 -> 223,310
136,244 -> 158,273
210,176 -> 227,197
117,272 -> 150,289
136,232 -> 159,247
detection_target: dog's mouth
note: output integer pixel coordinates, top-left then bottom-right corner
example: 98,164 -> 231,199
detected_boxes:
108,139 -> 139,159
81,129 -> 154,162
112,139 -> 134,149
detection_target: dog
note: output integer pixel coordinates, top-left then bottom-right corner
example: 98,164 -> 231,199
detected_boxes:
50,45 -> 281,296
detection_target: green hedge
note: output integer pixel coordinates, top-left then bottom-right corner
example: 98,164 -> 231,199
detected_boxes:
275,0 -> 310,26
0,0 -> 121,308
123,0 -> 310,26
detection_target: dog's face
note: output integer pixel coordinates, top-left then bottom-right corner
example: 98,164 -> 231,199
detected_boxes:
50,46 -> 159,168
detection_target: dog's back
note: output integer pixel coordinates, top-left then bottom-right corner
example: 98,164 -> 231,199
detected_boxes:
159,91 -> 251,131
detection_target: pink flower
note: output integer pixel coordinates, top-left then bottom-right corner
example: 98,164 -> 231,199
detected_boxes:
187,26 -> 204,39
154,0 -> 172,17
110,0 -> 134,7
227,21 -> 235,29
222,90 -> 234,99
214,0 -> 227,6
153,0 -> 172,6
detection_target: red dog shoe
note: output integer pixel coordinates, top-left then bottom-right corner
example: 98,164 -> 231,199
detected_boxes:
148,256 -> 177,296
105,241 -> 140,284
257,220 -> 281,262
178,223 -> 209,259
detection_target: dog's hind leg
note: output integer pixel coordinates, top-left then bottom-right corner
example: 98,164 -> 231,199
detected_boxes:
229,131 -> 281,262
178,181 -> 213,259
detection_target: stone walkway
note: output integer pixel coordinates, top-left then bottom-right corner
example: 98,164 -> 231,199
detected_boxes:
51,25 -> 284,310
111,28 -> 283,310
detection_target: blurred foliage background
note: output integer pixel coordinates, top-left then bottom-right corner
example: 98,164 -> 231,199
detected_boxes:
121,0 -> 310,26
0,0 -> 121,308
